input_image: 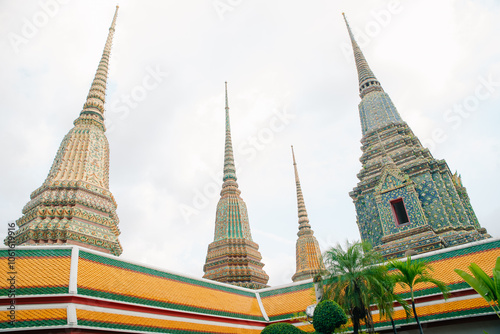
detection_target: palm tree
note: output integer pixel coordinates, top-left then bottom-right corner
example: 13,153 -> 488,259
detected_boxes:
372,274 -> 411,334
454,257 -> 500,318
323,241 -> 387,334
388,256 -> 450,334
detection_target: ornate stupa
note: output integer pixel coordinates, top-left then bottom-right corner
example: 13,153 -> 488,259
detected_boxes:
10,7 -> 122,256
343,14 -> 490,259
290,146 -> 324,282
203,83 -> 269,289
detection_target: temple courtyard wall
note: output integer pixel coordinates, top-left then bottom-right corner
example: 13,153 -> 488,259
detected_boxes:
1,237 -> 499,333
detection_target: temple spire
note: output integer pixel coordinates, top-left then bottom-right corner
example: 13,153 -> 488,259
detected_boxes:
347,14 -> 490,260
291,146 -> 312,234
11,7 -> 122,256
203,83 -> 268,289
222,82 -> 239,192
80,6 -> 119,124
291,146 -> 324,282
342,13 -> 383,98
343,13 -> 403,135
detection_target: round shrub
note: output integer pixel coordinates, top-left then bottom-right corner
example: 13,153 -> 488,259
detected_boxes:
261,322 -> 305,334
313,300 -> 347,333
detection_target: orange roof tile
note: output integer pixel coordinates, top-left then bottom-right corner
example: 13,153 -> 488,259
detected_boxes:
77,309 -> 263,333
0,308 -> 66,324
78,258 -> 263,318
0,257 -> 70,291
261,286 -> 315,319
392,248 -> 500,295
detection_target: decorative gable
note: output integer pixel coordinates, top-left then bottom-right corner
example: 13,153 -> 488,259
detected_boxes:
375,165 -> 409,194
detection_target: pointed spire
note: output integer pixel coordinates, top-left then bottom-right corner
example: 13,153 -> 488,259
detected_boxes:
225,80 -> 229,110
291,146 -> 324,282
291,146 -> 312,235
203,83 -> 269,289
80,6 -> 119,123
221,82 -> 240,195
342,13 -> 383,98
347,13 -> 491,260
343,13 -> 403,135
452,171 -> 463,187
11,6 -> 122,256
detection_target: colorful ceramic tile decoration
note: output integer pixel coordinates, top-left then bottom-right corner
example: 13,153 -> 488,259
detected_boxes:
202,83 -> 269,289
2,7 -> 498,334
343,14 -> 490,259
1,241 -> 499,332
0,248 -> 71,296
290,146 -> 325,282
9,7 -> 122,256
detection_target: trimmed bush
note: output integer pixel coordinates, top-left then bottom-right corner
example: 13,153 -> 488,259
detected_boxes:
313,300 -> 347,333
261,322 -> 305,334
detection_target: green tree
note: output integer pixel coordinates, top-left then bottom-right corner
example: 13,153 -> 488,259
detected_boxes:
323,241 -> 387,334
454,256 -> 500,318
313,300 -> 347,333
371,273 -> 411,334
388,256 -> 450,334
261,322 -> 304,334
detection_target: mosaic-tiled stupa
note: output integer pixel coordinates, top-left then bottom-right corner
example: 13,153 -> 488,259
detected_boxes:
290,146 -> 324,282
10,7 -> 122,256
344,14 -> 490,259
203,83 -> 269,289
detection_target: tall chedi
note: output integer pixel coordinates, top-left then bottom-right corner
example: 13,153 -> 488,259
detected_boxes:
343,14 -> 490,259
11,7 -> 122,255
290,146 -> 324,282
203,83 -> 269,289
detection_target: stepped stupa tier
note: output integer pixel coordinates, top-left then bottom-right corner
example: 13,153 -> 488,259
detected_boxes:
290,146 -> 325,282
203,83 -> 269,289
11,7 -> 122,256
343,14 -> 490,259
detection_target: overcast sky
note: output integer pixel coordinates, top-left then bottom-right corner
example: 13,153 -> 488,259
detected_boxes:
1,0 -> 499,286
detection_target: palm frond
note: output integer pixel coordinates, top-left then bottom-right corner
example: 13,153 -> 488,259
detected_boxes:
455,268 -> 494,303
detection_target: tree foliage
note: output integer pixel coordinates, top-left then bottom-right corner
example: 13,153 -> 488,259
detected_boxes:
371,272 -> 411,334
388,256 -> 450,334
261,322 -> 305,334
323,241 -> 387,334
313,300 -> 347,333
454,256 -> 500,318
